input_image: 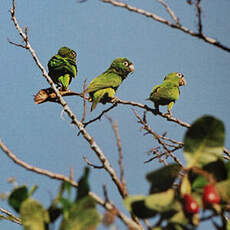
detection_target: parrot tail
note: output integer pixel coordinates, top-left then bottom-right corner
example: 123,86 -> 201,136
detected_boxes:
90,90 -> 106,112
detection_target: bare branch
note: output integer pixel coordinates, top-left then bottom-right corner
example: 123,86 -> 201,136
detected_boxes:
100,0 -> 230,53
83,156 -> 104,169
34,88 -> 85,104
106,117 -> 127,194
157,0 -> 179,25
8,38 -> 28,49
0,137 -> 141,229
117,98 -> 191,128
0,207 -> 21,225
10,0 -> 132,204
81,79 -> 88,123
83,103 -> 118,128
0,138 -> 78,186
132,110 -> 183,166
195,0 -> 203,34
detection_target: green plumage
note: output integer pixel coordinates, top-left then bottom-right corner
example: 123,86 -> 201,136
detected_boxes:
148,72 -> 186,115
87,57 -> 134,111
48,47 -> 77,90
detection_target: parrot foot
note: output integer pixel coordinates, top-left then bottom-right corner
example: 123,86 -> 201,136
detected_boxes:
166,111 -> 172,118
153,108 -> 160,115
111,96 -> 120,104
60,87 -> 70,92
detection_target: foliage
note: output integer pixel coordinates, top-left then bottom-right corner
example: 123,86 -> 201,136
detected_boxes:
6,168 -> 101,230
124,115 -> 230,229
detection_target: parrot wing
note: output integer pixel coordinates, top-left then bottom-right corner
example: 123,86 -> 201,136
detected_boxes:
48,55 -> 77,78
153,82 -> 180,102
87,72 -> 122,93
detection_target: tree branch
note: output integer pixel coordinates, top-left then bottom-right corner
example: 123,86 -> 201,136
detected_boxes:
0,137 -> 142,229
0,138 -> 78,186
107,117 -> 127,194
157,0 -> 179,25
10,0 -> 127,200
0,207 -> 21,225
100,0 -> 230,53
9,3 -> 143,229
133,110 -> 183,166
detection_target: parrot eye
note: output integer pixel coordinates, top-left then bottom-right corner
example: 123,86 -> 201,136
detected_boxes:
123,61 -> 129,67
176,72 -> 183,78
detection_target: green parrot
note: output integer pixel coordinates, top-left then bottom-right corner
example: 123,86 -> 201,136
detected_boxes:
86,57 -> 134,111
48,47 -> 77,91
148,72 -> 186,116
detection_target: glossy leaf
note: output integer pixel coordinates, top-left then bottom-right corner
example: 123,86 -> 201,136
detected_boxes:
192,176 -> 207,190
76,167 -> 90,201
184,115 -> 225,168
146,164 -> 181,193
216,180 -> 230,202
145,189 -> 175,212
59,196 -> 101,230
20,198 -> 49,230
8,186 -> 29,213
225,161 -> 230,179
124,195 -> 157,218
168,201 -> 188,226
180,174 -> 191,196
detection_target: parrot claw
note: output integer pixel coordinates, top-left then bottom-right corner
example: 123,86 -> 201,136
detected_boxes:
111,96 -> 120,104
166,112 -> 172,118
60,87 -> 70,92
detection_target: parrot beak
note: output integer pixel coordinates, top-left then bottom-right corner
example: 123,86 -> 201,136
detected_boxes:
179,77 -> 186,86
128,64 -> 135,73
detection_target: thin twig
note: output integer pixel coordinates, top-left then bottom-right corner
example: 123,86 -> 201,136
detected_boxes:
0,138 -> 78,186
0,207 -> 21,225
100,0 -> 230,53
103,184 -> 110,203
132,110 -> 183,166
106,117 -> 127,195
83,103 -> 118,128
196,0 -> 203,34
157,0 -> 179,25
81,79 -> 88,123
83,156 -> 104,169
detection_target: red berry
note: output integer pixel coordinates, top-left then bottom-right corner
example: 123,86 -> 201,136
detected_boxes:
184,194 -> 200,214
203,184 -> 221,205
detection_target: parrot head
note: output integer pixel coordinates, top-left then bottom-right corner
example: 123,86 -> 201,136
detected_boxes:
164,72 -> 186,86
58,47 -> 77,61
110,57 -> 134,77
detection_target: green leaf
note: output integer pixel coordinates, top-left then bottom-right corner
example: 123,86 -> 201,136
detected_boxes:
20,198 -> 49,230
203,160 -> 227,182
225,161 -> 230,179
145,189 -> 175,212
184,115 -> 225,168
226,220 -> 230,230
48,206 -> 62,223
192,176 -> 207,190
123,195 -> 157,218
8,186 -> 29,213
63,182 -> 72,200
28,185 -> 38,197
59,196 -> 101,230
146,164 -> 181,193
76,167 -> 90,201
180,174 -> 191,196
216,180 -> 230,202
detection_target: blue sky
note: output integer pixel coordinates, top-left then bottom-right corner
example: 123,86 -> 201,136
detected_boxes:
1,0 -> 230,229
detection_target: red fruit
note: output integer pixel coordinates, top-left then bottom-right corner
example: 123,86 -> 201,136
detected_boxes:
203,184 -> 221,205
184,194 -> 200,214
